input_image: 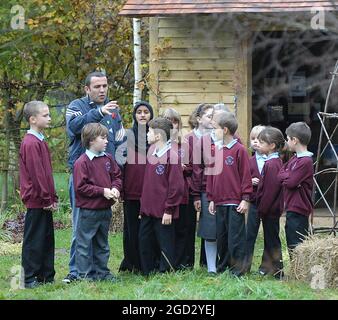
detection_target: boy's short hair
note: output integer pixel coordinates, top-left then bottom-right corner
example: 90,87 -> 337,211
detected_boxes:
214,111 -> 238,135
148,117 -> 173,141
23,101 -> 48,122
81,123 -> 108,149
286,122 -> 311,145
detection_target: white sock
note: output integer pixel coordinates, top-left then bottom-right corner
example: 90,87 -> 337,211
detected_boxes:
205,240 -> 217,273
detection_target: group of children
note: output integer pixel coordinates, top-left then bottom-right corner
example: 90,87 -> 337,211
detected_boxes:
19,100 -> 314,288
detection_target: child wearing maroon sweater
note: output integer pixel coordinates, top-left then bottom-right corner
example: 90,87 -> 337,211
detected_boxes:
188,104 -> 217,273
278,122 -> 314,257
119,101 -> 154,273
73,123 -> 122,282
19,101 -> 58,289
245,125 -> 266,273
256,127 -> 285,279
162,108 -> 192,270
207,111 -> 252,276
139,117 -> 185,275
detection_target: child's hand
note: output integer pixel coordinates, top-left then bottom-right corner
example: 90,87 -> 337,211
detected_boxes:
237,200 -> 249,214
104,188 -> 114,199
162,213 -> 172,225
43,202 -> 58,211
194,200 -> 201,212
111,188 -> 120,200
209,201 -> 215,215
252,177 -> 260,185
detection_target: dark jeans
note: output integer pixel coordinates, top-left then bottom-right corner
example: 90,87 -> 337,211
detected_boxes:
216,205 -> 246,276
119,200 -> 141,272
245,204 -> 260,272
139,215 -> 175,276
75,208 -> 112,280
260,217 -> 283,276
22,208 -> 55,284
285,211 -> 309,258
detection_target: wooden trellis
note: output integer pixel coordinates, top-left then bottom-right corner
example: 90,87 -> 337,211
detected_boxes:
313,60 -> 338,235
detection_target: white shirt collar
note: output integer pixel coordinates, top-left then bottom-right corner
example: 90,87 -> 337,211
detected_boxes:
27,129 -> 44,141
85,149 -> 106,161
217,138 -> 238,150
255,152 -> 268,160
152,140 -> 171,158
266,152 -> 279,160
297,151 -> 313,158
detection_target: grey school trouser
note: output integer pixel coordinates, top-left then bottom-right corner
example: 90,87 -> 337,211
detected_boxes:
75,208 -> 112,280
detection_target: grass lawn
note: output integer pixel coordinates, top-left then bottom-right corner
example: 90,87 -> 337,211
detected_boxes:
0,228 -> 337,300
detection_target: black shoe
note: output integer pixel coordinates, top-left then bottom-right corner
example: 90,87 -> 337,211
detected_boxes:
25,281 -> 40,289
62,273 -> 78,284
208,271 -> 217,277
98,273 -> 119,283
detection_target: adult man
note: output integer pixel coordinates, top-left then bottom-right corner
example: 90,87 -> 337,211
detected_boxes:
63,72 -> 125,283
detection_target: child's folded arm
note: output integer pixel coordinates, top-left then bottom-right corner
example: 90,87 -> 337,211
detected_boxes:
281,160 -> 313,189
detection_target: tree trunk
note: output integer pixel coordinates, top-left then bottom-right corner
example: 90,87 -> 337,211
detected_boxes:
133,18 -> 142,105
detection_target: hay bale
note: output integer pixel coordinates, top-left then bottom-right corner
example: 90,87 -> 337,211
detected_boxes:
289,235 -> 338,289
110,201 -> 124,233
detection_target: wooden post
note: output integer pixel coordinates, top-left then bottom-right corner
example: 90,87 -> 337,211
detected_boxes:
234,33 -> 252,148
149,17 -> 159,116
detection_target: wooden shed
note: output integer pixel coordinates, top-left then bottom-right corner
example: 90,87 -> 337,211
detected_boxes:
120,1 -> 338,146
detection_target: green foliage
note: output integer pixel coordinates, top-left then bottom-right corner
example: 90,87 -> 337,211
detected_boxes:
0,1 -> 137,209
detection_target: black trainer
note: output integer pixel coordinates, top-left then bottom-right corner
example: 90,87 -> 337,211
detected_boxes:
62,273 -> 78,284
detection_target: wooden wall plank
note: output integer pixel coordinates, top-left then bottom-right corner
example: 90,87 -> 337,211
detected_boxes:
159,59 -> 235,71
159,47 -> 235,60
161,93 -> 235,104
159,81 -> 233,93
159,70 -> 233,81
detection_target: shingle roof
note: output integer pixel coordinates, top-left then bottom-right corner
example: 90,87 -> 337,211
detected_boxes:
120,0 -> 338,16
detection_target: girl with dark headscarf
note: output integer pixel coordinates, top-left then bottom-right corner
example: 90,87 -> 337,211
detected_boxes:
119,101 -> 154,273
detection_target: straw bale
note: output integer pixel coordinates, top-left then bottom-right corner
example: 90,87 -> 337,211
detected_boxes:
289,235 -> 338,289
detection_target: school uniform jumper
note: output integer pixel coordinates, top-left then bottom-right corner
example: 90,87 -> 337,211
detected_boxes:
139,144 -> 185,275
73,151 -> 122,280
256,154 -> 284,277
19,131 -> 57,285
278,152 -> 314,252
206,140 -> 252,276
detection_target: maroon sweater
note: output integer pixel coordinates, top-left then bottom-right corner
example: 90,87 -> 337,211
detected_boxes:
206,142 -> 252,206
256,157 -> 283,218
19,133 -> 58,209
249,155 -> 261,203
73,153 -> 122,209
277,155 -> 314,216
190,134 -> 215,201
184,131 -> 202,198
140,144 -> 185,219
123,149 -> 147,200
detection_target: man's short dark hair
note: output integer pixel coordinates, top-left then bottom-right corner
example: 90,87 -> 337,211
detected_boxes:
85,72 -> 107,87
215,111 -> 238,135
148,117 -> 173,141
286,122 -> 312,145
81,123 -> 108,149
23,101 -> 48,122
